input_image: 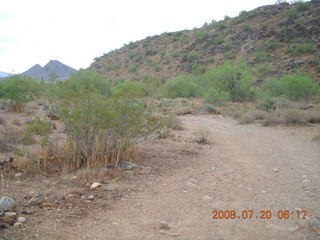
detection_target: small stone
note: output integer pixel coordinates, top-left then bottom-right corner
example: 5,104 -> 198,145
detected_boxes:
13,222 -> 22,228
21,209 -> 33,215
202,195 -> 212,201
15,173 -> 22,178
309,217 -> 320,233
87,195 -> 95,200
273,168 -> 279,173
28,192 -> 45,206
302,179 -> 310,183
82,233 -> 93,238
17,216 -> 26,223
4,212 -> 17,217
103,186 -> 118,191
187,178 -> 197,184
158,220 -> 170,230
90,182 -> 102,190
139,167 -> 152,175
0,197 -> 16,211
119,162 -> 137,171
261,190 -> 267,194
0,216 -> 16,225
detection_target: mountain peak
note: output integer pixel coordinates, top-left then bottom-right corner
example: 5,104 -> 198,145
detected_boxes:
22,60 -> 76,81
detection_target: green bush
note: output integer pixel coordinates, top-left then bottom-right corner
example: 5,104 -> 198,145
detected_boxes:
204,88 -> 230,105
25,119 -> 52,136
295,2 -> 309,11
112,82 -> 151,98
262,71 -> 320,100
47,69 -> 111,101
241,24 -> 252,31
163,75 -> 199,98
213,36 -> 224,45
254,51 -> 269,62
284,8 -> 299,20
128,64 -> 139,73
0,75 -> 41,109
286,43 -> 315,56
224,51 -> 235,60
195,31 -> 207,41
201,60 -> 254,101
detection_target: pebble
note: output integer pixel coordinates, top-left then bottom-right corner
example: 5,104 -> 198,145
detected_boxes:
202,195 -> 212,200
28,192 -> 45,206
17,216 -> 27,223
0,197 -> 16,211
87,195 -> 95,200
119,162 -> 137,170
139,167 -> 152,175
158,220 -> 170,230
309,217 -> 320,233
13,222 -> 22,228
4,212 -> 17,217
90,182 -> 102,190
15,173 -> 22,178
103,186 -> 118,191
273,168 -> 279,173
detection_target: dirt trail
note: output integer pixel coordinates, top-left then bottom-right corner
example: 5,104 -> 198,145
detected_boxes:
16,115 -> 320,239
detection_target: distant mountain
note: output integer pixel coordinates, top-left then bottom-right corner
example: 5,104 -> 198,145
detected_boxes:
22,60 -> 76,81
0,72 -> 10,78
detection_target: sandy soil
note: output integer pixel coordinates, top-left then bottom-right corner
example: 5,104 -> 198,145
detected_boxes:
2,115 -> 320,240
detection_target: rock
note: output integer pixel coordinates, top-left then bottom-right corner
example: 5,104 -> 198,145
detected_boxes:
21,209 -> 33,215
4,212 -> 16,217
202,195 -> 212,201
87,195 -> 95,200
156,220 -> 170,230
0,197 -> 16,212
103,186 -> 118,191
13,222 -> 22,228
139,167 -> 152,175
309,217 -> 320,233
0,222 -> 10,229
90,182 -> 102,190
272,168 -> 279,173
0,216 -> 16,225
28,192 -> 45,206
15,172 -> 22,178
119,162 -> 137,171
187,178 -> 197,184
17,216 -> 26,223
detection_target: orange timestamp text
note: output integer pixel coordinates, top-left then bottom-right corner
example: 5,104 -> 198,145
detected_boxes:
211,209 -> 307,220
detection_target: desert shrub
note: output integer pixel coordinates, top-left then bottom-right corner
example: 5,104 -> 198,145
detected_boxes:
201,60 -> 254,102
284,8 -> 299,20
191,64 -> 206,75
48,69 -> 111,100
0,75 -> 41,111
224,51 -> 235,60
204,88 -> 230,105
162,114 -> 183,130
195,31 -> 208,41
186,52 -> 198,62
262,110 -> 310,126
192,129 -> 210,144
163,75 -> 199,98
256,97 -> 277,111
239,110 -> 265,124
0,128 -> 19,152
241,24 -> 252,31
262,71 -> 320,100
20,130 -> 36,145
52,95 -> 161,169
307,110 -> 320,123
112,82 -> 151,98
286,43 -> 315,55
213,36 -> 224,45
128,64 -> 139,73
24,119 -> 52,136
295,1 -> 309,11
203,104 -> 218,114
254,51 -> 269,62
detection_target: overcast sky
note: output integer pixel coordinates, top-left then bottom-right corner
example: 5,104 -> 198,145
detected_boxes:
0,0 -> 277,73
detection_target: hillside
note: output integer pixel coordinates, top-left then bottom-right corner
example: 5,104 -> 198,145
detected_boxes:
0,71 -> 10,78
91,1 -> 320,83
22,60 -> 76,81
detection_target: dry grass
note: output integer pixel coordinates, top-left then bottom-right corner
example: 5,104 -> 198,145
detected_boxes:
0,127 -> 19,153
192,129 -> 210,144
163,114 -> 183,130
239,110 -> 265,124
76,167 -> 125,182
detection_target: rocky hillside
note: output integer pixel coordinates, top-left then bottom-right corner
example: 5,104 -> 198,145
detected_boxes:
91,1 -> 320,83
22,60 -> 76,81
